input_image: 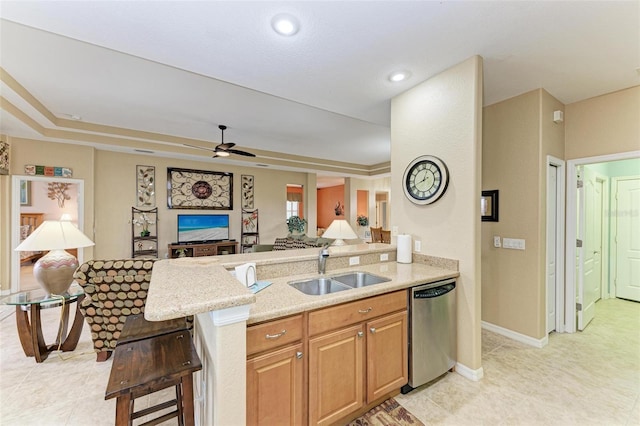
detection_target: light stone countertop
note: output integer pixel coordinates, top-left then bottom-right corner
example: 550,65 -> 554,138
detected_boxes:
145,244 -> 459,323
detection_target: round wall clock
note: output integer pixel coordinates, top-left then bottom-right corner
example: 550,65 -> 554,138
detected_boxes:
402,155 -> 450,205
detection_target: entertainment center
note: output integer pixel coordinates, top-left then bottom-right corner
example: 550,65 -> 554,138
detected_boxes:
168,241 -> 239,258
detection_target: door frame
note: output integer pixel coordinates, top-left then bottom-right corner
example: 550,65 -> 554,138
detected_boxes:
11,175 -> 86,294
565,150 -> 640,333
546,156 -> 565,333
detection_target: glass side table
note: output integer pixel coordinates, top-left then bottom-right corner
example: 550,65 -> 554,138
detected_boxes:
2,283 -> 85,363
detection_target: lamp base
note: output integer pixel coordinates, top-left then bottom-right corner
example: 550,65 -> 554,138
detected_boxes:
33,249 -> 78,296
331,239 -> 347,246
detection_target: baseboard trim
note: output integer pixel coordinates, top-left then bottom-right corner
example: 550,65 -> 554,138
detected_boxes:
482,321 -> 548,348
455,362 -> 484,381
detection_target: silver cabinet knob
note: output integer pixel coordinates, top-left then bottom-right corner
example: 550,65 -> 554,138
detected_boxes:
370,327 -> 376,334
296,351 -> 303,359
357,331 -> 364,338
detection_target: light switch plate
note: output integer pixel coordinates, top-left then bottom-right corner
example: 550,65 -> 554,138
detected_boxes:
349,256 -> 360,266
493,236 -> 501,248
503,238 -> 525,250
414,240 -> 421,252
380,253 -> 389,261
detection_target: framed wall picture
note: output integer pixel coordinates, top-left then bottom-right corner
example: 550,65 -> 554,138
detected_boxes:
241,175 -> 254,209
242,209 -> 259,233
167,167 -> 233,210
20,180 -> 31,206
0,141 -> 9,175
136,165 -> 156,207
481,190 -> 499,222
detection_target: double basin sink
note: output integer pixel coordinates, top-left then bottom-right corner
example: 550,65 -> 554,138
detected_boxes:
289,272 -> 390,296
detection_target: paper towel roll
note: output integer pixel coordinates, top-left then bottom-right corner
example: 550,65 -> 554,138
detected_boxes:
397,234 -> 412,264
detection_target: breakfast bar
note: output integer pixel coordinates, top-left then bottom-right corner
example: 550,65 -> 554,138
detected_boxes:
145,243 -> 459,425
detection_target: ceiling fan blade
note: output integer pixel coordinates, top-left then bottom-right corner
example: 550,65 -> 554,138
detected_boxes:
183,143 -> 215,152
227,149 -> 256,157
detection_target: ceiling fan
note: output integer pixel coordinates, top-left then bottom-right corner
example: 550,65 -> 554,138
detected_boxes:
184,125 -> 256,158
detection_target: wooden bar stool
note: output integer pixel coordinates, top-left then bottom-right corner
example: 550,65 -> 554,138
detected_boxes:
105,330 -> 202,426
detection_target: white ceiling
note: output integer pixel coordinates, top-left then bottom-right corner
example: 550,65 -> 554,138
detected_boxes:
1,1 -> 638,172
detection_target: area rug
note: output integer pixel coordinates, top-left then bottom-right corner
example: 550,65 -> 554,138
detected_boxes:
347,398 -> 425,426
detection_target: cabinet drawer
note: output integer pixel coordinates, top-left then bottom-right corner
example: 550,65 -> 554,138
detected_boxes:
308,290 -> 406,337
247,315 -> 303,356
194,246 -> 216,256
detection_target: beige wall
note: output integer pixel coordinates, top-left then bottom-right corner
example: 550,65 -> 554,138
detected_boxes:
94,150 -> 312,259
391,56 -> 483,372
565,85 -> 640,159
482,89 -> 565,340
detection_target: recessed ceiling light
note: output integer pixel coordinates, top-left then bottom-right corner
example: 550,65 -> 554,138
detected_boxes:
271,13 -> 300,36
388,71 -> 411,83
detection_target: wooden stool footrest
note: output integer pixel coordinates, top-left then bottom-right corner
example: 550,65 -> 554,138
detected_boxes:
139,410 -> 180,426
131,398 -> 178,420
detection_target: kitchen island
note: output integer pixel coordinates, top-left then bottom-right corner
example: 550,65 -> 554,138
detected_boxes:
145,243 -> 458,425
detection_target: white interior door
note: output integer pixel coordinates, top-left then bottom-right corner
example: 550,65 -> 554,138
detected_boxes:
615,177 -> 640,302
546,165 -> 557,333
578,167 -> 603,330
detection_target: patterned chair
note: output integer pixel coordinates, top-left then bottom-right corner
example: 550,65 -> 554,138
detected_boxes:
73,259 -> 156,362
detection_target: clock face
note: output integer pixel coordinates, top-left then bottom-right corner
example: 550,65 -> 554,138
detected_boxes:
402,155 -> 449,205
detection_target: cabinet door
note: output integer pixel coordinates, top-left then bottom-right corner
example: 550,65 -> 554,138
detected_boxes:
247,344 -> 304,426
308,324 -> 365,426
366,310 -> 408,402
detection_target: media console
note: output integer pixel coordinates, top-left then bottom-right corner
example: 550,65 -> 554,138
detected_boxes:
168,241 -> 239,259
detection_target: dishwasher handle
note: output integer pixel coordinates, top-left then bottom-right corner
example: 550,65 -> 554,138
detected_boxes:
413,283 -> 455,299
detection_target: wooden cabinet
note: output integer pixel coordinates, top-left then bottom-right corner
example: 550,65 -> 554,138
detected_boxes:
307,291 -> 408,425
366,311 -> 408,402
167,241 -> 238,258
246,291 -> 408,426
308,324 -> 365,425
247,343 -> 304,426
246,315 -> 304,426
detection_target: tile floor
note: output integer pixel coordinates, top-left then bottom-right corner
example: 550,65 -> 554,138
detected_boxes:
0,297 -> 638,425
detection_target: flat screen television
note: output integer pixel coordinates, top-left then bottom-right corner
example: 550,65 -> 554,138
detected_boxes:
177,214 -> 230,244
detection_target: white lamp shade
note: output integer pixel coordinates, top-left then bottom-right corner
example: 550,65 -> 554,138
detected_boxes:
322,220 -> 358,240
15,220 -> 94,251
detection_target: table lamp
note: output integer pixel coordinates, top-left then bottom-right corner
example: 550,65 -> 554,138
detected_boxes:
322,220 -> 358,246
15,220 -> 94,296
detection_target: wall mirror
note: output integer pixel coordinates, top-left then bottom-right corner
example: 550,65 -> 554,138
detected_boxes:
481,190 -> 499,222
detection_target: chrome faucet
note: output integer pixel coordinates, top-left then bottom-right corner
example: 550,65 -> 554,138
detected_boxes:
318,245 -> 330,274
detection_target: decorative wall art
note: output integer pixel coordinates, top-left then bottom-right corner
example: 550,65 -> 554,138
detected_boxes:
20,180 -> 31,206
242,234 -> 258,246
24,165 -> 73,177
481,190 -> 499,222
136,165 -> 156,207
48,182 -> 72,208
167,167 -> 233,210
242,209 -> 259,233
241,175 -> 255,209
0,141 -> 9,175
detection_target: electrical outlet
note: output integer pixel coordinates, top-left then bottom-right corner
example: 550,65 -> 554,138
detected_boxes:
349,256 -> 360,266
392,226 -> 399,236
414,240 -> 421,252
493,236 -> 501,248
380,253 -> 389,261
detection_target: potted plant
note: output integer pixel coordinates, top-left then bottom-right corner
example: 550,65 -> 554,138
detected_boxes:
357,215 -> 369,227
287,215 -> 307,234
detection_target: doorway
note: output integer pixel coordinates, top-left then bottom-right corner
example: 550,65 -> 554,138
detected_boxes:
11,175 -> 85,293
375,192 -> 389,229
565,151 -> 640,333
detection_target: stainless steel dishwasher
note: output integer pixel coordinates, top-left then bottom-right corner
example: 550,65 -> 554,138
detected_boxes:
402,278 -> 456,393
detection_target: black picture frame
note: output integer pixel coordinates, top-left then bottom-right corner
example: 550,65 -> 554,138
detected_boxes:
167,167 -> 233,210
481,190 -> 499,222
